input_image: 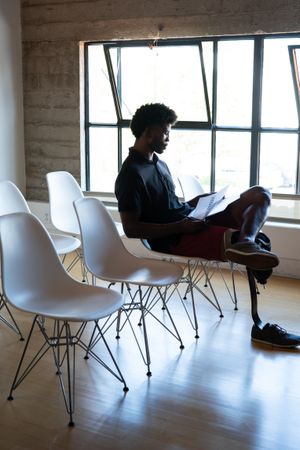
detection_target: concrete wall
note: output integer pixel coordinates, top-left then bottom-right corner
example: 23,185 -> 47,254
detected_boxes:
0,0 -> 25,191
21,0 -> 300,200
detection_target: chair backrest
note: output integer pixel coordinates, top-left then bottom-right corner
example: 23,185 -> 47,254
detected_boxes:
46,171 -> 83,235
0,212 -> 70,309
0,180 -> 30,216
177,174 -> 205,201
74,197 -> 130,278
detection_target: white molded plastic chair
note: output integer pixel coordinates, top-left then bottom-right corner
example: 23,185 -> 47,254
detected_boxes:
46,171 -> 124,281
0,212 -> 127,426
46,171 -> 88,280
0,180 -> 80,339
0,180 -> 81,258
177,174 -> 238,310
177,174 -> 205,200
74,196 -> 184,376
46,171 -> 83,236
46,171 -> 124,236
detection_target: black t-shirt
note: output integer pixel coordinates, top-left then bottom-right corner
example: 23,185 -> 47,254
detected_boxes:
115,148 -> 193,251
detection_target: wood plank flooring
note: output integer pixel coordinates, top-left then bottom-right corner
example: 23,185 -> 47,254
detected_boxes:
1,259 -> 300,450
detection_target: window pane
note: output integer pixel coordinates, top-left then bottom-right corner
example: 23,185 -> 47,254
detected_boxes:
215,131 -> 251,192
89,127 -> 118,192
111,45 -> 210,122
259,133 -> 297,194
122,128 -> 212,194
88,45 -> 117,123
216,40 -> 254,127
261,37 -> 300,128
160,130 -> 212,192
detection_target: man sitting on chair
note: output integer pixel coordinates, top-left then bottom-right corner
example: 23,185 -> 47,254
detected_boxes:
115,102 -> 300,348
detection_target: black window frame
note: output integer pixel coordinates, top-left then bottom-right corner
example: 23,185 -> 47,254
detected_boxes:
84,33 -> 300,200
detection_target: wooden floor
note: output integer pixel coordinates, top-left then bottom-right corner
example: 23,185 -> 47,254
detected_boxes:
1,259 -> 300,450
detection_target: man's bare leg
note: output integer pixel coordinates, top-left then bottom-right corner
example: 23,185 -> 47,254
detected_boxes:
208,186 -> 279,270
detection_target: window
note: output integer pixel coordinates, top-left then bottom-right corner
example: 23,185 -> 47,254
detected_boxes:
84,34 -> 300,207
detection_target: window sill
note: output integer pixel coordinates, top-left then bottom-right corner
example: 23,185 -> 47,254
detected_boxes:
269,196 -> 300,224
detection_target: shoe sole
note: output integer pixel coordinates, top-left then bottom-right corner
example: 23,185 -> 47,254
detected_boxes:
225,248 -> 279,270
251,337 -> 300,348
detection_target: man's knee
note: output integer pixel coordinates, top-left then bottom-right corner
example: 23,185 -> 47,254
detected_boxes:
254,186 -> 272,207
241,185 -> 271,207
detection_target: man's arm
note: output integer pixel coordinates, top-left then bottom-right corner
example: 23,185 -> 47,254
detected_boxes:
120,211 -> 207,239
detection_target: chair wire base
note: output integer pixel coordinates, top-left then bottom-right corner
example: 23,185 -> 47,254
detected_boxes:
162,259 -> 225,339
207,261 -> 238,310
0,294 -> 24,340
86,281 -> 184,377
7,315 -> 128,426
62,249 -> 89,283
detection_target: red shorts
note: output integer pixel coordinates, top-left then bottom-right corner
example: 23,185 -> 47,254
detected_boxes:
169,225 -> 229,261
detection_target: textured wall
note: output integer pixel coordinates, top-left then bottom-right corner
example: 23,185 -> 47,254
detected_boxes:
21,0 -> 300,200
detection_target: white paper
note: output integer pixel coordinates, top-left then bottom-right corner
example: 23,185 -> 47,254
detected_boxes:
188,185 -> 237,220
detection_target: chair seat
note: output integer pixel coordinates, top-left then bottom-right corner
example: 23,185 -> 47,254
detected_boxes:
98,257 -> 183,286
50,233 -> 81,255
10,282 -> 124,322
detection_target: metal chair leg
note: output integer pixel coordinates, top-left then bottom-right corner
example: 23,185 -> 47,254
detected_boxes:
7,316 -> 128,426
0,294 -> 24,340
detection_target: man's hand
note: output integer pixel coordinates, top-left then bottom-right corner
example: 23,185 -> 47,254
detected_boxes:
178,217 -> 208,234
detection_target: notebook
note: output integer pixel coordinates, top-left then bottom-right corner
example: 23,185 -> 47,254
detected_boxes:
188,185 -> 238,220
